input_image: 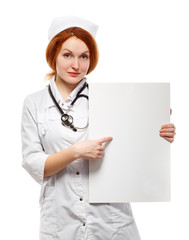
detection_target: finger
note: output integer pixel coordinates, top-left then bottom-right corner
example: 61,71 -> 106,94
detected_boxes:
161,123 -> 175,129
98,151 -> 104,157
98,136 -> 113,144
95,152 -> 104,159
160,131 -> 176,137
159,127 -> 175,133
160,132 -> 175,137
163,137 -> 174,143
97,146 -> 105,151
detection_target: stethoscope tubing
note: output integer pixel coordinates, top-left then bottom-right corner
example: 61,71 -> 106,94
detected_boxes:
48,82 -> 88,132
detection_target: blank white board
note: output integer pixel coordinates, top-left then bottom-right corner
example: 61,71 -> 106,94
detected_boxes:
89,83 -> 170,202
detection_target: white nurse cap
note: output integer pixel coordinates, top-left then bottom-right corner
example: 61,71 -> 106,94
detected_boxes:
48,16 -> 99,41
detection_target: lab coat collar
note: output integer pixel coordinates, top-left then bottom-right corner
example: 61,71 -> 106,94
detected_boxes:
46,76 -> 87,109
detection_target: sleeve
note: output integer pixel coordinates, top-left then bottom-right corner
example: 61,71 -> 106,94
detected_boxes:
21,96 -> 49,185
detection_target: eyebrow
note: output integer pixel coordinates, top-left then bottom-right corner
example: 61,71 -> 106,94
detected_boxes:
62,48 -> 89,54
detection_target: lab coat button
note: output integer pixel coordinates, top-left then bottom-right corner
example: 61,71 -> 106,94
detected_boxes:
80,198 -> 83,201
41,127 -> 47,136
76,171 -> 80,175
83,223 -> 86,226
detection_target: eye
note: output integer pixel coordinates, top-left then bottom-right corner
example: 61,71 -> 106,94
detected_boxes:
81,54 -> 89,60
64,53 -> 71,58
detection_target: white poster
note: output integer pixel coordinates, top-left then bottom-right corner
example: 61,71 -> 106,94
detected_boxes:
89,83 -> 170,202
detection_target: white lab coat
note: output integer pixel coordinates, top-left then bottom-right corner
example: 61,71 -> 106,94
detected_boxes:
21,77 -> 141,240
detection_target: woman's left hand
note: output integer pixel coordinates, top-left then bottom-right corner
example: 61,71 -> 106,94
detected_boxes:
159,108 -> 176,143
159,123 -> 176,143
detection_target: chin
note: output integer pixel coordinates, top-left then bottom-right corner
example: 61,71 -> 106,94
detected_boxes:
68,76 -> 83,83
57,74 -> 84,85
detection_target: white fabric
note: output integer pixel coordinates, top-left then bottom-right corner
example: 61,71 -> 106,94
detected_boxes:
21,77 -> 141,240
48,16 -> 99,41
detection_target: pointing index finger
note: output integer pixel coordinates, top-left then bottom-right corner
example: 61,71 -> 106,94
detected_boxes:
98,136 -> 113,144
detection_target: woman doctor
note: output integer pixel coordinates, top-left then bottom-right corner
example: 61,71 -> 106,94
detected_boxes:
21,16 -> 176,240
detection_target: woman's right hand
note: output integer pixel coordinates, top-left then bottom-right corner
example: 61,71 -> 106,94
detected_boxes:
44,136 -> 113,178
73,136 -> 113,160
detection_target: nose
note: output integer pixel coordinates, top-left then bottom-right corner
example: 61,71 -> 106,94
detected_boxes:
72,58 -> 79,71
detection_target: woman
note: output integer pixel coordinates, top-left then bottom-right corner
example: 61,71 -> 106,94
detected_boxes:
21,16 -> 175,240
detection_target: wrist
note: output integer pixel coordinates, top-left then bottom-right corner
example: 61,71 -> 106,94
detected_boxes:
70,143 -> 81,160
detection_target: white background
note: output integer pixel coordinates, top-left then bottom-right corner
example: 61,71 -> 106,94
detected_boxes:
0,0 -> 188,239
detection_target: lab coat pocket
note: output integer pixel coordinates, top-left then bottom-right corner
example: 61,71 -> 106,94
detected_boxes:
109,203 -> 134,229
47,116 -> 75,144
40,186 -> 57,235
36,113 -> 57,152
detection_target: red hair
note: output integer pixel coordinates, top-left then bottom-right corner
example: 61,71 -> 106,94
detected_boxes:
46,27 -> 99,79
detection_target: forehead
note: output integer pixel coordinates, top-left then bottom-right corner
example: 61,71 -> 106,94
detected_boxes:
61,36 -> 89,53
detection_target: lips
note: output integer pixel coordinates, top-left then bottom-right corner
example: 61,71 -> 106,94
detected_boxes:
68,72 -> 80,77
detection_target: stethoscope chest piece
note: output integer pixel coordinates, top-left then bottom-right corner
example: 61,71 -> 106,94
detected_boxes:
61,114 -> 73,126
61,113 -> 77,132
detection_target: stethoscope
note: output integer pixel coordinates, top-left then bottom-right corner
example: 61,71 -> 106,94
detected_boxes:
48,82 -> 88,132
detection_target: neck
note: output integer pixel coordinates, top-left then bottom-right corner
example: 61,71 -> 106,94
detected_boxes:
55,75 -> 81,101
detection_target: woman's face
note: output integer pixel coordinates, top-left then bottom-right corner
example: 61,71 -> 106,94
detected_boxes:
55,36 -> 90,86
